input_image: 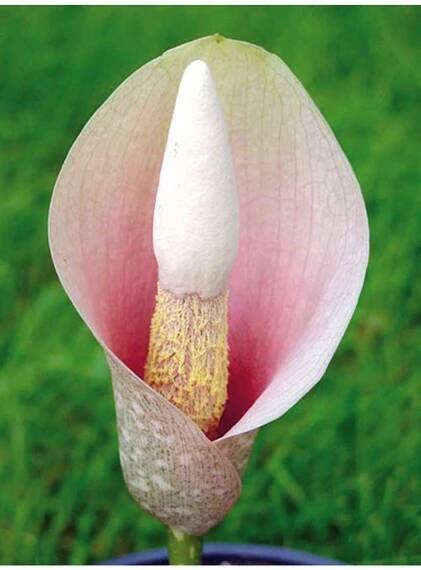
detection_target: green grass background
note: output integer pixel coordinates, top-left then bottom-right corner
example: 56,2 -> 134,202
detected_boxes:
0,5 -> 420,565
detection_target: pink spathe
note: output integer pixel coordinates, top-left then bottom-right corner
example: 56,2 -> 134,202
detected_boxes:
49,36 -> 369,534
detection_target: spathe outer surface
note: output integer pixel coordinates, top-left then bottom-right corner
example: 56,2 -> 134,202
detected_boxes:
49,36 -> 369,534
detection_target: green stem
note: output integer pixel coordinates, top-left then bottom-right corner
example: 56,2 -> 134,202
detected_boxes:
167,527 -> 204,565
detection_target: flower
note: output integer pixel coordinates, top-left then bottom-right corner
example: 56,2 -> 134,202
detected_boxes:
49,35 -> 369,536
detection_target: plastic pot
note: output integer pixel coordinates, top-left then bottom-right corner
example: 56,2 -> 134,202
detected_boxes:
103,543 -> 343,565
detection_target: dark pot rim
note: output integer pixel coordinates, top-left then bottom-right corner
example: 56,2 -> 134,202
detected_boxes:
102,543 -> 343,565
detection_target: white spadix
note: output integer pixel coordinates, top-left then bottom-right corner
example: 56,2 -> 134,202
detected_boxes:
153,59 -> 239,299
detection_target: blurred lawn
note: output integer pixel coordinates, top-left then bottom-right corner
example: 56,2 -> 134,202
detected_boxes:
0,5 -> 420,565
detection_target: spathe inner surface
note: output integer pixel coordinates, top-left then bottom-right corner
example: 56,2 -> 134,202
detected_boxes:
50,37 -> 367,439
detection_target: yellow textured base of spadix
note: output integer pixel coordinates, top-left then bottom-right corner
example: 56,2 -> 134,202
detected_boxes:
145,284 -> 229,436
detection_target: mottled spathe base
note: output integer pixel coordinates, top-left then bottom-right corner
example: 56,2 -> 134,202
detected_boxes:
145,284 -> 229,436
107,351 -> 257,535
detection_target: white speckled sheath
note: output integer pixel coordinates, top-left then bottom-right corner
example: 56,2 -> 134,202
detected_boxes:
107,354 -> 257,534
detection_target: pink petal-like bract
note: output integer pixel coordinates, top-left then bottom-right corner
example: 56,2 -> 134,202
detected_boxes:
49,36 -> 369,534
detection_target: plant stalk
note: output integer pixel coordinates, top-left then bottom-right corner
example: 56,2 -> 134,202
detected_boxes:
167,527 -> 204,565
